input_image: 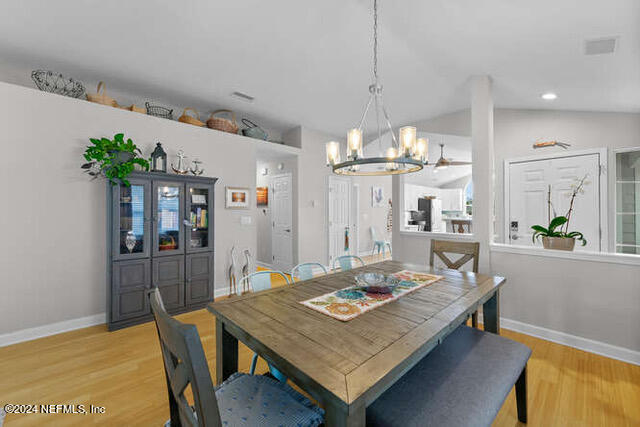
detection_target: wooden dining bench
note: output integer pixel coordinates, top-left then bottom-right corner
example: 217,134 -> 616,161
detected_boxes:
367,325 -> 531,426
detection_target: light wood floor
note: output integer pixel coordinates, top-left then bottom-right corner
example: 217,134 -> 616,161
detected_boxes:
1,256 -> 638,426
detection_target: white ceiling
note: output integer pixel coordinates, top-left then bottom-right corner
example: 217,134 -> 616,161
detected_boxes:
0,0 -> 638,138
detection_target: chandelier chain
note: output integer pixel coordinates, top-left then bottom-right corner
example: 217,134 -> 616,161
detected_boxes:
373,0 -> 378,81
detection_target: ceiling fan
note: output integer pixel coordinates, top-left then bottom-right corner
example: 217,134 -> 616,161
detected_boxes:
434,143 -> 472,169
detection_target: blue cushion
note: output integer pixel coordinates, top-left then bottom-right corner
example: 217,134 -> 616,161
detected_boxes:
216,373 -> 324,427
367,325 -> 531,427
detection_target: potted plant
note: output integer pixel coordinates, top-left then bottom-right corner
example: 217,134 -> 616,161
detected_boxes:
531,175 -> 589,251
81,133 -> 150,186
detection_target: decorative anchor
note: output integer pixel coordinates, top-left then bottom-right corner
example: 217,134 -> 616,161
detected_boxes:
171,150 -> 189,174
190,158 -> 204,176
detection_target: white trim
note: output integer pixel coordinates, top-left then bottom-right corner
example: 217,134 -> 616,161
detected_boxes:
503,148 -> 608,252
0,313 -> 106,348
214,287 -> 231,299
613,146 -> 640,257
399,230 -> 476,240
490,243 -> 640,266
256,261 -> 273,269
498,317 -> 640,366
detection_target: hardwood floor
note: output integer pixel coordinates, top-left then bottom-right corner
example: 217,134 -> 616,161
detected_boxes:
1,257 -> 638,426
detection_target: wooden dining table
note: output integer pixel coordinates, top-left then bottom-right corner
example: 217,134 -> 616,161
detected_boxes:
207,260 -> 505,426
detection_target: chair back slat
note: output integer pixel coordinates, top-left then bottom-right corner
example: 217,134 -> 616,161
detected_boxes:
291,262 -> 328,281
333,255 -> 365,272
150,288 -> 221,427
429,240 -> 480,273
238,270 -> 291,293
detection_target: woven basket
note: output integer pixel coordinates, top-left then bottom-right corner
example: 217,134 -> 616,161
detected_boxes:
86,82 -> 117,107
206,109 -> 238,134
146,102 -> 174,119
115,103 -> 146,114
178,108 -> 205,127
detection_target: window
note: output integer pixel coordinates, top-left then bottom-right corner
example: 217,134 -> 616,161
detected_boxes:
615,149 -> 640,255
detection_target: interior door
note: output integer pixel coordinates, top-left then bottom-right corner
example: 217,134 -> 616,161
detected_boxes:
271,173 -> 293,271
508,153 -> 601,250
328,176 -> 351,265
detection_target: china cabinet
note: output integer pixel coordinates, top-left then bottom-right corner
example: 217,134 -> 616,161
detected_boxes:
107,171 -> 217,330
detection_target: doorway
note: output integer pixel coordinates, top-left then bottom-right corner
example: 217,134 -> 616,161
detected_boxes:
327,176 -> 353,266
271,173 -> 293,271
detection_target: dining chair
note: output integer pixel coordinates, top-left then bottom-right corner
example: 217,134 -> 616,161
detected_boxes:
451,219 -> 471,234
149,288 -> 324,427
370,226 -> 392,257
238,271 -> 291,382
332,255 -> 365,272
291,262 -> 328,281
429,239 -> 480,327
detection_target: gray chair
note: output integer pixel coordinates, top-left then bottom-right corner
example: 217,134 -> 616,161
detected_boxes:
291,262 -> 328,281
149,288 -> 324,427
367,325 -> 530,426
332,255 -> 365,272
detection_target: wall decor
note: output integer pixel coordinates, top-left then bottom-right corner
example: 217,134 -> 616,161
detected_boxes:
31,70 -> 85,98
86,81 -> 117,107
190,158 -> 204,176
81,133 -> 150,186
226,187 -> 250,209
532,140 -> 571,150
372,186 -> 384,207
145,102 -> 174,119
256,186 -> 268,206
178,107 -> 205,127
207,109 -> 239,134
171,150 -> 189,174
151,142 -> 167,172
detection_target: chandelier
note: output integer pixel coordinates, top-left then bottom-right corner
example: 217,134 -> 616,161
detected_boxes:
325,0 -> 428,176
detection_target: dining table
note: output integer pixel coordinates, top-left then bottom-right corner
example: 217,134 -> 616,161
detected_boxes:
207,260 -> 505,426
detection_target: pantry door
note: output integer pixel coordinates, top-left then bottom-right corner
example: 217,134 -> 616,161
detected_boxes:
507,152 -> 604,251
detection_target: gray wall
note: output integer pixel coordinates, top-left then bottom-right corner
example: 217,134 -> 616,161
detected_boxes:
0,81 -> 258,334
393,107 -> 640,354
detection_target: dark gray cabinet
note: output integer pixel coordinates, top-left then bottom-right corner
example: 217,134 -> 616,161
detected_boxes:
107,172 -> 217,330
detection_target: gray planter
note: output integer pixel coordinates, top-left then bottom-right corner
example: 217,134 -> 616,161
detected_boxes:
542,236 -> 575,251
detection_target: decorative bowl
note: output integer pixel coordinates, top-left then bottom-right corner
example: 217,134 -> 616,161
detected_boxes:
354,272 -> 400,294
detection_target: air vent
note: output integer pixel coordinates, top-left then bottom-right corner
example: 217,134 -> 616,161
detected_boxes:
584,37 -> 617,55
230,91 -> 255,103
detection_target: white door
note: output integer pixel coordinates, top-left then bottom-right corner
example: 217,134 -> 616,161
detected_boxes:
508,153 -> 601,251
328,176 -> 351,266
271,173 -> 293,271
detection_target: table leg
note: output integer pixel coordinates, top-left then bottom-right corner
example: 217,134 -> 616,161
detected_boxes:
324,401 -> 365,427
215,318 -> 238,385
483,290 -> 500,334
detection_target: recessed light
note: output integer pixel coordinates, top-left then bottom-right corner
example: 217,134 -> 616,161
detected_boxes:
541,92 -> 557,101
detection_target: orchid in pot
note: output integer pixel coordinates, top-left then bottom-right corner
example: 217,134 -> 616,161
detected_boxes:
531,174 -> 589,251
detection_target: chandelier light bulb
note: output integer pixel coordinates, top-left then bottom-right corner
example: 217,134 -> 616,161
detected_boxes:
399,126 -> 416,157
347,128 -> 363,159
415,137 -> 428,163
325,141 -> 341,166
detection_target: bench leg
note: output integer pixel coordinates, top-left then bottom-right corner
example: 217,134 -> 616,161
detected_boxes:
515,365 -> 527,423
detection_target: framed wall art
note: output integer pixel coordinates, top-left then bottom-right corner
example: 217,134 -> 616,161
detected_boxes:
225,187 -> 250,209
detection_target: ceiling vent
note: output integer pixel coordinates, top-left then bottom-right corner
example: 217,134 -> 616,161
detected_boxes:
584,37 -> 617,55
230,91 -> 255,103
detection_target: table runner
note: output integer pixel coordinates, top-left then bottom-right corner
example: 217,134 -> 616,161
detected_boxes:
300,270 -> 443,321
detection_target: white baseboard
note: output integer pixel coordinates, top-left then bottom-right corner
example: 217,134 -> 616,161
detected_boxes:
497,317 -> 640,366
0,313 -> 106,348
214,287 -> 231,299
256,261 -> 273,269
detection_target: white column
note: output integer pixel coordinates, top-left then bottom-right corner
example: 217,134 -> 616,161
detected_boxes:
471,75 -> 494,273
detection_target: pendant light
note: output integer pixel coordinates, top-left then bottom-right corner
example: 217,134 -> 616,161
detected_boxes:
325,0 -> 428,176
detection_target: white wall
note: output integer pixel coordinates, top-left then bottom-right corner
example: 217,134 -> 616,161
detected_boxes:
352,176 -> 392,255
0,82 -> 259,335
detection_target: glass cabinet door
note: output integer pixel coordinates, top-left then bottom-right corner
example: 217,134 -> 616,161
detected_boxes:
113,179 -> 150,260
186,183 -> 213,253
153,182 -> 185,256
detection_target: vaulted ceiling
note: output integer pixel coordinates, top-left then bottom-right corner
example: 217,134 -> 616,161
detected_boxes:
0,0 -> 637,137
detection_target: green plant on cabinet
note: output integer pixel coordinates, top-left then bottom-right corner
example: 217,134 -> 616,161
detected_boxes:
81,133 -> 150,186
